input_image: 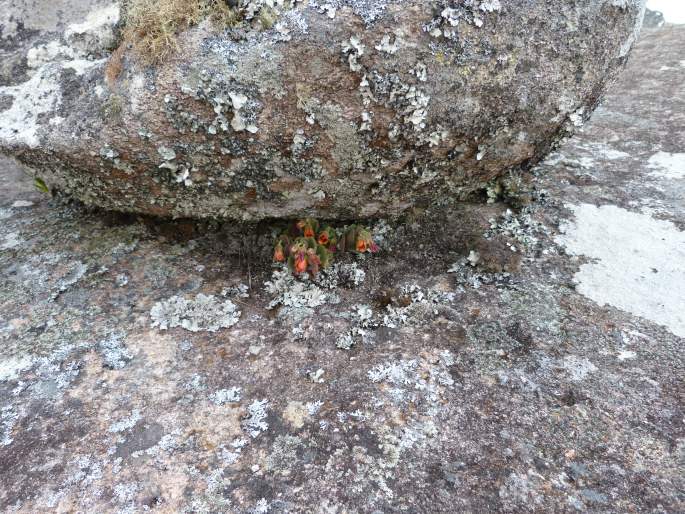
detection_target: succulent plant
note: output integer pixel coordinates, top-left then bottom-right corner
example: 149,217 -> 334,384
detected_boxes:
339,224 -> 380,254
274,219 -> 378,276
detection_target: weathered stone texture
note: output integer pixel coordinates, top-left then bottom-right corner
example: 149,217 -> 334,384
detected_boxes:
1,0 -> 646,219
0,25 -> 683,513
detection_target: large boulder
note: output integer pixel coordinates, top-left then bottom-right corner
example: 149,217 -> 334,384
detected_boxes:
0,0 -> 646,220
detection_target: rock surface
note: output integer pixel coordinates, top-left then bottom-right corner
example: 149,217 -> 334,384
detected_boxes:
1,25 -> 684,513
0,0 -> 646,220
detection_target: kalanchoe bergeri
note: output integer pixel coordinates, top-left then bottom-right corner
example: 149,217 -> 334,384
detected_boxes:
339,225 -> 380,254
273,235 -> 289,263
296,218 -> 319,239
274,219 -> 378,276
317,226 -> 338,251
287,236 -> 331,276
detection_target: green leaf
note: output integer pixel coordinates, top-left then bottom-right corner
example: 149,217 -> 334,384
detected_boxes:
34,177 -> 50,194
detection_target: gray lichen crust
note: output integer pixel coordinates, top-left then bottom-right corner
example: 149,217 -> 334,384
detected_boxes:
0,0 -> 646,220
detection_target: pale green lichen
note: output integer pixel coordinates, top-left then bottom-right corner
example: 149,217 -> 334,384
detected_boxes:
150,294 -> 241,332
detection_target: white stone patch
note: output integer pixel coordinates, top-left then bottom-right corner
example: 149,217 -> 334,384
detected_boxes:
647,152 -> 685,180
582,143 -> 631,161
561,356 -> 597,382
64,3 -> 120,38
617,350 -> 637,361
1,232 -> 23,250
11,200 -> 33,208
27,41 -> 75,69
0,58 -> 101,147
0,65 -> 62,148
557,204 -> 685,338
63,58 -> 106,76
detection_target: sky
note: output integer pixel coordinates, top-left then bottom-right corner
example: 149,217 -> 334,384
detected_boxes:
647,0 -> 685,23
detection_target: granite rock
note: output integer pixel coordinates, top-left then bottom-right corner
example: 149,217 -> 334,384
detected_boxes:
0,0 -> 646,220
0,25 -> 683,513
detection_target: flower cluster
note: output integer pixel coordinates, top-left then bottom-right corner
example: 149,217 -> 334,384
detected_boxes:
273,219 -> 379,276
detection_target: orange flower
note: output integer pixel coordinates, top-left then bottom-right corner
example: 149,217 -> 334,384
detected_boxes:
273,243 -> 285,262
318,232 -> 329,245
304,226 -> 315,238
294,253 -> 308,274
356,238 -> 368,253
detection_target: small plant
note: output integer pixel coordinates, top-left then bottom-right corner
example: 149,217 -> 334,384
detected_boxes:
338,224 -> 379,254
34,177 -> 50,194
274,219 -> 379,277
121,0 -> 284,63
121,0 -> 206,63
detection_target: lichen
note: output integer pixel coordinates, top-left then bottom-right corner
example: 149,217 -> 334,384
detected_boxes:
97,333 -> 133,370
209,387 -> 242,405
242,399 -> 269,438
150,294 -> 241,332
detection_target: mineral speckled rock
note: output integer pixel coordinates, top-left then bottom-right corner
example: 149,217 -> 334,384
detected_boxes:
0,0 -> 646,220
0,25 -> 684,513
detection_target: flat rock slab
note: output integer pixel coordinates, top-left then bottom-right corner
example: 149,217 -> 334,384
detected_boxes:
0,26 -> 683,513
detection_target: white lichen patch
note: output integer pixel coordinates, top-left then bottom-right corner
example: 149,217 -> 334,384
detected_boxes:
487,208 -> 542,252
150,294 -> 241,332
379,284 -> 456,329
343,350 -> 456,494
647,152 -> 685,180
98,333 -> 133,370
0,65 -> 62,148
108,409 -> 142,433
561,355 -> 597,382
428,0 -> 502,37
209,387 -> 242,405
315,262 -> 366,289
265,267 -> 331,320
266,434 -> 302,474
557,204 -> 685,338
1,405 -> 18,446
243,399 -> 269,438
